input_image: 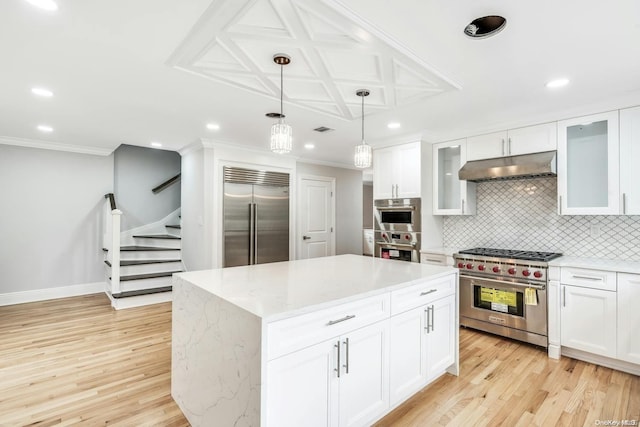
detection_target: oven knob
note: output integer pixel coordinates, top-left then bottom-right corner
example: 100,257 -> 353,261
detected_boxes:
492,266 -> 501,273
508,268 -> 516,275
522,269 -> 531,277
534,271 -> 543,278
478,265 -> 486,271
404,234 -> 411,241
466,263 -> 473,270
457,262 -> 464,269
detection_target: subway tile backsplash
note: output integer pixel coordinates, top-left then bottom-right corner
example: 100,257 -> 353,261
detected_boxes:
443,177 -> 640,261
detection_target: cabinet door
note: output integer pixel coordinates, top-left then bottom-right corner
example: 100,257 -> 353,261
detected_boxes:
373,147 -> 396,199
396,141 -> 421,198
266,339 -> 339,427
620,106 -> 640,214
617,273 -> 640,364
432,139 -> 476,215
508,122 -> 557,156
339,320 -> 389,427
557,111 -> 620,215
389,306 -> 426,406
425,294 -> 456,380
466,131 -> 507,161
560,285 -> 616,358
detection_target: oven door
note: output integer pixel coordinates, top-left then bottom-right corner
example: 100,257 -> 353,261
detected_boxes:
459,275 -> 547,337
375,242 -> 418,262
374,204 -> 421,232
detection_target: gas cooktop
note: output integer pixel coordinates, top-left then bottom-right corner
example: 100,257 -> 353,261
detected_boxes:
457,247 -> 563,262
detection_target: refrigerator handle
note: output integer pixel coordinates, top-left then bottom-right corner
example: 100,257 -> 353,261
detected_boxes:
254,203 -> 258,265
249,203 -> 255,265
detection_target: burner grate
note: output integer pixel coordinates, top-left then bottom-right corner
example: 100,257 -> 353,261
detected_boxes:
457,247 -> 562,262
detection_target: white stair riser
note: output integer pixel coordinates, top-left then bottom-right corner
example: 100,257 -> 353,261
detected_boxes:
106,261 -> 182,277
120,250 -> 181,261
108,291 -> 172,310
165,228 -> 181,238
132,237 -> 181,249
110,275 -> 174,293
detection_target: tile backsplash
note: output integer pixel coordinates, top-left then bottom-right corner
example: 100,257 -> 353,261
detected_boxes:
443,177 -> 640,261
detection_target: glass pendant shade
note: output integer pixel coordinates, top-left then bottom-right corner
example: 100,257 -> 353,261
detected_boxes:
354,141 -> 372,168
270,119 -> 293,154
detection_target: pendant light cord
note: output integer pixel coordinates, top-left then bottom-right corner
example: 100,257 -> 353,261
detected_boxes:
280,64 -> 284,118
361,92 -> 365,143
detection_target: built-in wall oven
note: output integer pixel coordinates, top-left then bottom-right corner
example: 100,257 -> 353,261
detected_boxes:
374,198 -> 421,262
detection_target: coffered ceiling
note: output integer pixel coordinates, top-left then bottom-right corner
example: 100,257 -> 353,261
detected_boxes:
1,0 -> 640,166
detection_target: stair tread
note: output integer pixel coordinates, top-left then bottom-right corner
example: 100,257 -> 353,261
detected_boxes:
133,234 -> 181,239
165,225 -> 181,229
105,259 -> 181,267
119,271 -> 182,281
120,246 -> 180,251
111,286 -> 172,299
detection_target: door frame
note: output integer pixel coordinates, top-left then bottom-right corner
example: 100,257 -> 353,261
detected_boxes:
297,174 -> 336,260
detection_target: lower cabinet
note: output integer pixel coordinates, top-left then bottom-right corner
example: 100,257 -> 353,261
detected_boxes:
266,320 -> 390,427
389,294 -> 455,406
560,284 -> 616,358
617,273 -> 640,364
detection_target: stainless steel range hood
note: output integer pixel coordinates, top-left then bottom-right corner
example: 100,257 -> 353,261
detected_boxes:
458,150 -> 557,182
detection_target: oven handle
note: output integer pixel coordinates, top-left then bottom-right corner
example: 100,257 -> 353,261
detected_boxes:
376,206 -> 415,211
460,274 -> 546,290
376,241 -> 416,248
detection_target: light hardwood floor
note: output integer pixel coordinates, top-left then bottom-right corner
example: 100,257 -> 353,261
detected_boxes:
1,294 -> 638,426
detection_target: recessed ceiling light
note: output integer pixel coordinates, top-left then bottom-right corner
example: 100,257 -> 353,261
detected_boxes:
304,143 -> 315,150
206,123 -> 220,131
150,142 -> 163,148
24,0 -> 58,11
37,125 -> 53,132
546,78 -> 570,88
31,87 -> 53,97
387,122 -> 401,129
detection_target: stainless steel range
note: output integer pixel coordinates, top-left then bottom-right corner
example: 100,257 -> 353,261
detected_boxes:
454,248 -> 562,347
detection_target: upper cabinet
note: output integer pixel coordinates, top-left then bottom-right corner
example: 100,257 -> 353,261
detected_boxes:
432,139 -> 476,215
557,111 -> 620,215
467,122 -> 557,161
620,106 -> 640,215
373,141 -> 421,199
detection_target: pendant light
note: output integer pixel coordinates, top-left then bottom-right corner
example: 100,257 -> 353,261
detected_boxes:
270,54 -> 292,154
354,89 -> 372,168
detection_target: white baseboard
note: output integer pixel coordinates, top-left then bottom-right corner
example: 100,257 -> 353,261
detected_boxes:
0,282 -> 106,306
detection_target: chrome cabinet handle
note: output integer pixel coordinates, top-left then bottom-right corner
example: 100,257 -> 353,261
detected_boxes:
424,259 -> 442,264
420,289 -> 437,296
343,338 -> 350,374
501,138 -> 505,156
462,199 -> 465,214
558,195 -> 562,215
430,305 -> 435,332
623,193 -> 627,214
249,204 -> 255,265
562,286 -> 566,307
571,275 -> 603,281
303,236 -> 311,240
508,137 -> 512,155
327,314 -> 356,326
424,308 -> 430,332
335,340 -> 341,378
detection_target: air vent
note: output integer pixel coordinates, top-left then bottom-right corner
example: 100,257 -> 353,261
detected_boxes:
314,126 -> 334,133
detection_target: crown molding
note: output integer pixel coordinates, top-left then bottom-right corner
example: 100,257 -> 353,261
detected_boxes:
0,136 -> 114,156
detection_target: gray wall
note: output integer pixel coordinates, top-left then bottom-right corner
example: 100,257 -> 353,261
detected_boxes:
114,144 -> 181,231
297,162 -> 363,255
363,183 -> 373,229
0,145 -> 113,293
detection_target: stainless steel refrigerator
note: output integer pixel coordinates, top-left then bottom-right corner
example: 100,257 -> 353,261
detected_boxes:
223,166 -> 290,267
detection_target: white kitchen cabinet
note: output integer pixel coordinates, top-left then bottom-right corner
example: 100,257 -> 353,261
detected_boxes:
373,141 -> 420,199
557,111 -> 620,215
560,284 -> 616,358
617,273 -> 640,365
466,122 -> 557,161
432,139 -> 476,215
620,106 -> 640,214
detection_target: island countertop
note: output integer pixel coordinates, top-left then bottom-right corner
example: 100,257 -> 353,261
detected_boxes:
173,254 -> 455,322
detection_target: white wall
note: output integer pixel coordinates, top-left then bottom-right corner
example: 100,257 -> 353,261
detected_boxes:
296,162 -> 363,255
0,145 -> 113,294
363,182 -> 373,229
114,144 -> 181,231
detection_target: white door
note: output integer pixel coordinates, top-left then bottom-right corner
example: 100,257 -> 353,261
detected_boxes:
561,284 -> 617,358
617,273 -> 640,364
389,306 -> 426,406
265,338 -> 339,427
339,320 -> 390,427
299,177 -> 335,260
425,295 -> 456,380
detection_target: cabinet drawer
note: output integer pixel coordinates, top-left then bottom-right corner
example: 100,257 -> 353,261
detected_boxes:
560,267 -> 616,291
267,293 -> 390,360
390,274 -> 456,316
421,253 -> 446,265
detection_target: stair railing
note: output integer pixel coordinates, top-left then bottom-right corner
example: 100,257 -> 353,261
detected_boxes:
152,173 -> 181,194
104,193 -> 122,295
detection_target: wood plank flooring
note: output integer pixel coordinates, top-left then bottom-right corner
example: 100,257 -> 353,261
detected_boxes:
1,294 -> 638,426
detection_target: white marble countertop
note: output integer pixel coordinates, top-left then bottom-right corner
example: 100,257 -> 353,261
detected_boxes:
420,247 -> 459,256
549,256 -> 640,274
173,254 -> 456,322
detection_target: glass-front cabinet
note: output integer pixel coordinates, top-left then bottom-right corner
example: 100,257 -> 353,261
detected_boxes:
557,111 -> 620,215
432,139 -> 476,215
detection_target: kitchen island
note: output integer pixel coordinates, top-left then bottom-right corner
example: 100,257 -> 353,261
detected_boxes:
171,254 -> 459,427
